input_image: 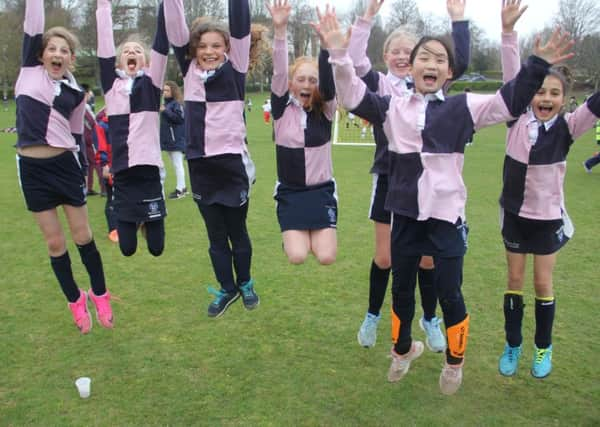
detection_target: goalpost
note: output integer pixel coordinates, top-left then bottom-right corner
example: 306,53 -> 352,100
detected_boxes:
332,109 -> 376,147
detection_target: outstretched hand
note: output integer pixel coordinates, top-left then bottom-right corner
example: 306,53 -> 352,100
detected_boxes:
266,0 -> 291,30
533,27 -> 575,65
501,0 -> 527,33
363,0 -> 384,20
311,5 -> 348,50
447,0 -> 466,21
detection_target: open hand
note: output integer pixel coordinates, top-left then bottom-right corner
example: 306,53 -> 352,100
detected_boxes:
364,0 -> 384,20
502,0 -> 527,33
447,0 -> 466,21
533,27 -> 575,65
311,5 -> 348,49
266,0 -> 291,30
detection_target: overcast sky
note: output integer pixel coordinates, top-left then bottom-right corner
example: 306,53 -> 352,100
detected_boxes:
305,0 -> 559,42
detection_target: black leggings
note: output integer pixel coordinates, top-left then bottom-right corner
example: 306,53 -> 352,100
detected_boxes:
391,255 -> 466,354
118,219 -> 165,257
198,202 -> 252,292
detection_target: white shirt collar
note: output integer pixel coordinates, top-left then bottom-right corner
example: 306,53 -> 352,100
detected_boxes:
50,70 -> 80,96
115,68 -> 146,95
194,53 -> 229,82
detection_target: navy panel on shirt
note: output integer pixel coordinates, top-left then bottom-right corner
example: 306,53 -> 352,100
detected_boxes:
22,34 -> 42,67
53,85 -> 84,121
108,114 -> 131,173
16,96 -> 50,146
528,119 -> 572,165
184,100 -> 207,158
304,112 -> 332,148
371,126 -> 389,174
385,152 -> 423,218
205,64 -> 246,103
271,92 -> 288,121
500,155 -> 527,214
422,95 -> 474,154
276,145 -> 306,187
130,77 -> 162,113
99,57 -> 118,94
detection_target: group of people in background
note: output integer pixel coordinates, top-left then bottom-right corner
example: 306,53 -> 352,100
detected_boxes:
12,0 -> 600,397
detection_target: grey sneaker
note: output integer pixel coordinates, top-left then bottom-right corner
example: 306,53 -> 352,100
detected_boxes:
439,361 -> 464,395
357,312 -> 381,348
387,341 -> 424,382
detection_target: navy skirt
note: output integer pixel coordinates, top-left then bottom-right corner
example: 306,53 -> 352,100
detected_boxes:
275,180 -> 338,232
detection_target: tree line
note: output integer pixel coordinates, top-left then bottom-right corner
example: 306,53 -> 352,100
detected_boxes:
1,0 -> 599,98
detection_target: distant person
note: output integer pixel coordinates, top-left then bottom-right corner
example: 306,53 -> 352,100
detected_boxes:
262,98 -> 271,124
583,120 -> 600,172
246,98 -> 252,112
160,80 -> 187,199
2,94 -> 8,111
83,91 -> 105,196
95,108 -> 118,242
567,95 -> 578,113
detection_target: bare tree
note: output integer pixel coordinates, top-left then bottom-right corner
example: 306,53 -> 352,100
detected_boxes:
554,0 -> 600,41
577,34 -> 600,91
385,0 -> 422,33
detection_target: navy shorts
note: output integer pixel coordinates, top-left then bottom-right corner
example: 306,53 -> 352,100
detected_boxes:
275,180 -> 338,232
391,214 -> 469,258
501,208 -> 572,255
17,150 -> 86,212
369,173 -> 391,224
113,165 -> 166,223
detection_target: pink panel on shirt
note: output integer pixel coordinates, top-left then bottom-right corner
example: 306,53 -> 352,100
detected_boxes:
105,82 -> 132,116
128,112 -> 163,168
47,108 -> 77,150
417,152 -> 466,222
520,163 -> 565,220
566,104 -> 599,141
384,95 -> 423,154
305,143 -> 333,186
183,67 -> 207,102
15,67 -> 54,105
274,106 -> 305,148
204,101 -> 246,156
467,92 -> 513,131
505,115 -> 533,164
149,53 -> 168,90
229,35 -> 251,74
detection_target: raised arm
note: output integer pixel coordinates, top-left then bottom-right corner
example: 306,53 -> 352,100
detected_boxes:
22,0 -> 44,67
501,0 -> 527,82
469,28 -> 575,130
267,0 -> 291,97
447,0 -> 470,80
96,0 -> 117,94
149,2 -> 169,90
163,0 -> 191,75
228,0 -> 251,74
320,12 -> 389,127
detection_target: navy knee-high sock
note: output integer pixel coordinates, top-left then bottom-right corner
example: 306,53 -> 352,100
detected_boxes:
368,260 -> 391,316
50,251 -> 80,302
77,240 -> 106,296
535,297 -> 555,349
504,292 -> 524,347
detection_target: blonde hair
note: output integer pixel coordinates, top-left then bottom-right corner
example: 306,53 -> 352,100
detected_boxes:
116,34 -> 150,65
383,27 -> 418,55
41,27 -> 80,70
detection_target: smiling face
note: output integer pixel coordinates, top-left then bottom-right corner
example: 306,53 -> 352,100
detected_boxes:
409,40 -> 453,95
41,36 -> 75,80
195,31 -> 227,71
384,36 -> 415,79
289,61 -> 319,108
118,41 -> 146,76
532,75 -> 565,122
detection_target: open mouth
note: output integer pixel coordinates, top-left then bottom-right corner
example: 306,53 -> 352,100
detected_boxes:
423,73 -> 437,84
127,58 -> 137,72
538,105 -> 554,113
51,59 -> 62,72
299,91 -> 311,100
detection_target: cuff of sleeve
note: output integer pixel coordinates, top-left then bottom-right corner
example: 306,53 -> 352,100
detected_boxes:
502,31 -> 518,44
356,16 -> 372,29
273,36 -> 287,45
328,48 -> 348,63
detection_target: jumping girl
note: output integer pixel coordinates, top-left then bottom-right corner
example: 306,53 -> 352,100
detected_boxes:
15,0 -> 113,334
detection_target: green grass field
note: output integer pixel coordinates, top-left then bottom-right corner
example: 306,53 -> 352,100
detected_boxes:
1,93 -> 599,426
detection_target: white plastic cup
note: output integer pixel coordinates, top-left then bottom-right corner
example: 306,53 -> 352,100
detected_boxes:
75,377 -> 91,398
